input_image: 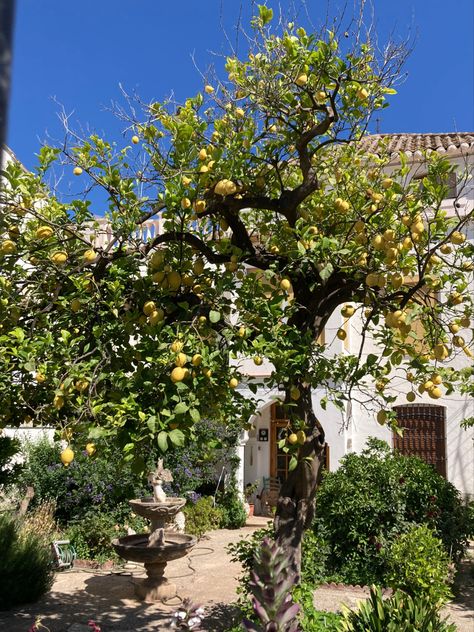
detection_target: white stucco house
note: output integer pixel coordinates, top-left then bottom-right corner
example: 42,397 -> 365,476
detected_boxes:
2,133 -> 473,500
236,133 -> 474,502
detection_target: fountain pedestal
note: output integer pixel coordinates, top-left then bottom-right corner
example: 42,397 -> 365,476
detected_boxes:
137,561 -> 175,601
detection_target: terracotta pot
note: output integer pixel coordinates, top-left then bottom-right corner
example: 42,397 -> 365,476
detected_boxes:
247,503 -> 255,517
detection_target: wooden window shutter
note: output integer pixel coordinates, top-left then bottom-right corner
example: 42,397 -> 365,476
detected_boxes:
393,404 -> 447,477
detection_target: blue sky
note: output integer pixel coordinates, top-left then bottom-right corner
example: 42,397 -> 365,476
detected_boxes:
8,0 -> 474,171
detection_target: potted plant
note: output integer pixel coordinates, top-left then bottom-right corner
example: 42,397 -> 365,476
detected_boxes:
244,481 -> 259,517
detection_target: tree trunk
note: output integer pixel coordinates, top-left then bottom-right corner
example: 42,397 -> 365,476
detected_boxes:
273,384 -> 325,578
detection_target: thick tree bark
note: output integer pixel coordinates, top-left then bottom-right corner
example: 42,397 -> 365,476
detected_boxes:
274,384 -> 325,577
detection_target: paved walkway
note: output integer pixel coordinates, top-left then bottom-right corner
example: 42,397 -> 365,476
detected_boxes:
0,518 -> 472,631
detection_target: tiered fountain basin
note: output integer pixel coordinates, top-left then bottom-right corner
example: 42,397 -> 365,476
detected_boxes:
112,531 -> 196,601
112,495 -> 196,602
129,497 -> 186,530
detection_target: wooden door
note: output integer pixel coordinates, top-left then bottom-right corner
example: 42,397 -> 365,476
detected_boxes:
393,404 -> 447,477
270,404 -> 329,483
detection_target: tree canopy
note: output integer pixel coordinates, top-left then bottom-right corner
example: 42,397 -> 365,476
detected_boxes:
1,5 -> 473,565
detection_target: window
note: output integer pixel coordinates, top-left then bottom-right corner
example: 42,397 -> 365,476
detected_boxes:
393,404 -> 447,477
412,171 -> 457,198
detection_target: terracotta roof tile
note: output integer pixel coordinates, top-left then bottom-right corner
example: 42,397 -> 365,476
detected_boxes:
358,133 -> 474,157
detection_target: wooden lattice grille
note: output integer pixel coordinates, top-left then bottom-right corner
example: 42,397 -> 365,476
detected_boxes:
393,404 -> 447,477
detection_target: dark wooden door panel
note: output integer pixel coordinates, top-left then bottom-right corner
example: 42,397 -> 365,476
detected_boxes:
393,404 -> 446,477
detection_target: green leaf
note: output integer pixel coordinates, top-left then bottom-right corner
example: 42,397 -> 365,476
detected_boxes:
318,263 -> 334,282
258,4 -> 273,25
174,402 -> 188,415
289,455 -> 298,471
169,428 -> 185,447
209,310 -> 221,323
189,408 -> 201,423
157,431 -> 168,452
88,426 -> 109,439
147,416 -> 157,433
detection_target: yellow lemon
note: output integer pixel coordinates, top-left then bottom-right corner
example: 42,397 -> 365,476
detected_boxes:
171,367 -> 186,383
149,309 -> 164,326
143,301 -> 156,316
51,251 -> 68,265
60,448 -> 74,466
36,225 -> 54,239
191,354 -> 203,367
171,340 -> 184,353
175,352 -> 187,367
295,74 -> 308,86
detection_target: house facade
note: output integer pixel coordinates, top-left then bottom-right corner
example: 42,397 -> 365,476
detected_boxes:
237,134 -> 474,502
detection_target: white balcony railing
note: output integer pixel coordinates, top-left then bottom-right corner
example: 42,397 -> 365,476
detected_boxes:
87,217 -> 164,249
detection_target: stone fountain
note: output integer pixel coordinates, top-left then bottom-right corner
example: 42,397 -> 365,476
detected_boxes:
112,459 -> 196,602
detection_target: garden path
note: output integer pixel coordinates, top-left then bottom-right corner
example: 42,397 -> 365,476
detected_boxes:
0,518 -> 472,632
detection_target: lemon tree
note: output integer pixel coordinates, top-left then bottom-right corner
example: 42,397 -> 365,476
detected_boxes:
1,6 -> 472,572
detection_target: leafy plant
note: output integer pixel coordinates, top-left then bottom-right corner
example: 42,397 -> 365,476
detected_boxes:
217,480 -> 248,530
64,503 -> 147,561
227,525 -> 275,598
0,435 -> 23,489
18,438 -> 148,524
21,500 -> 58,543
0,512 -> 55,610
164,418 -> 241,497
243,538 -> 300,632
182,496 -> 222,538
314,438 -> 470,585
169,599 -> 205,630
337,585 -> 456,632
294,584 -> 341,631
385,524 -> 452,604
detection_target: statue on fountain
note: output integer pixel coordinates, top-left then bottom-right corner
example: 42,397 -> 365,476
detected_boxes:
147,458 -> 173,503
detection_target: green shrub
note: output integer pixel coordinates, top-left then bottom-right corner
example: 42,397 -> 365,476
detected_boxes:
294,584 -> 342,631
337,585 -> 456,632
228,523 -> 329,598
183,496 -> 222,538
18,438 -> 147,524
0,435 -> 23,489
227,525 -> 275,597
217,482 -> 247,529
0,513 -> 55,610
385,524 -> 452,604
314,438 -> 470,585
64,503 -> 147,562
300,526 -> 332,585
163,419 -> 241,497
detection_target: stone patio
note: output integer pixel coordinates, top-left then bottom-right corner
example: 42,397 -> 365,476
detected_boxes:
0,517 -> 472,631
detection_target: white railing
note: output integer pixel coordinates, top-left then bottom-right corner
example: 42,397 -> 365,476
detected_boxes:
87,217 -> 164,249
